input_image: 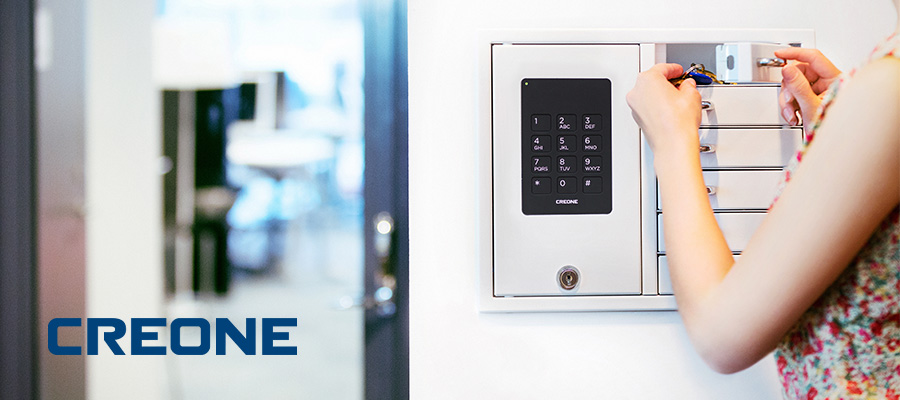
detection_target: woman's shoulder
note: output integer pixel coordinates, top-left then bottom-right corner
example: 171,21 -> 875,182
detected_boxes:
833,57 -> 899,126
857,55 -> 900,82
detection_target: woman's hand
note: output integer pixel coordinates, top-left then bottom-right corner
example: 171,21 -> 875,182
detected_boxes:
626,63 -> 702,159
774,48 -> 842,128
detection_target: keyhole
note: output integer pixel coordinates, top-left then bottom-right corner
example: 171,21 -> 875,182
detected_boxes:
558,266 -> 579,290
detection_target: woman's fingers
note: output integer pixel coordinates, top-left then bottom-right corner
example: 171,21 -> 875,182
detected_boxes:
781,64 -> 820,124
775,47 -> 824,64
652,63 -> 685,79
792,63 -> 819,85
779,87 -> 798,125
774,48 -> 841,78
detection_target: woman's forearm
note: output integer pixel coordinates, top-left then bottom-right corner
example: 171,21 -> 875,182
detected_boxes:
654,143 -> 734,325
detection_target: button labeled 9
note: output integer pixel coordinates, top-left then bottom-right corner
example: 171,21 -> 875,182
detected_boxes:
583,156 -> 602,173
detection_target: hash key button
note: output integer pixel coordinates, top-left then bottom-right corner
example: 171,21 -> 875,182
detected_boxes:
583,177 -> 602,193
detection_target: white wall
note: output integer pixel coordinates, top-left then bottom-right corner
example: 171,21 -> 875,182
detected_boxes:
85,1 -> 167,399
408,1 -> 896,399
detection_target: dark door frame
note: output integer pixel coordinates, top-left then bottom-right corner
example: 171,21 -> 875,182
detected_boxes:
0,0 -> 39,398
363,0 -> 409,398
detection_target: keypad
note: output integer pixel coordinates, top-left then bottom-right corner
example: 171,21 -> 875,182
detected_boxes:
521,79 -> 612,215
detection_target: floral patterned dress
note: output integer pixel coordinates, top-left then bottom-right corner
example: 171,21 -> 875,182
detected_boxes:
773,33 -> 900,400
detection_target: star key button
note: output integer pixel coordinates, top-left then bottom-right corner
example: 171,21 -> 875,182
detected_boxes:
531,177 -> 551,194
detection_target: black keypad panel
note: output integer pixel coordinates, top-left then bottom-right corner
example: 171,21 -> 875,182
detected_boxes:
521,79 -> 612,215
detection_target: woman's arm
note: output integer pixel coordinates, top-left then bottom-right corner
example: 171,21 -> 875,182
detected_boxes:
631,58 -> 900,374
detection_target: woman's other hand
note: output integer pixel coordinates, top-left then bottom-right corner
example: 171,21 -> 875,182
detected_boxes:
626,63 -> 702,159
774,48 -> 842,128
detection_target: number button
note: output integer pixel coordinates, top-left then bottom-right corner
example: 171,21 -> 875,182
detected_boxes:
583,177 -> 602,193
532,156 -> 551,173
558,156 -> 575,173
583,135 -> 601,152
557,177 -> 576,194
531,135 -> 551,152
531,177 -> 551,194
557,114 -> 576,131
558,135 -> 576,152
531,114 -> 551,131
583,156 -> 602,173
583,114 -> 601,131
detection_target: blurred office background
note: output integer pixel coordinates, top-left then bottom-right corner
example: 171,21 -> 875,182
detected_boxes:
1,0 -> 407,399
156,1 -> 365,399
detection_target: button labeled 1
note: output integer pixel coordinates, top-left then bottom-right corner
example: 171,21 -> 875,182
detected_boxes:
531,114 -> 551,131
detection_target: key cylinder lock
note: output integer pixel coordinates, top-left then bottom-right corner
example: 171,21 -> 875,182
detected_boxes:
557,266 -> 580,291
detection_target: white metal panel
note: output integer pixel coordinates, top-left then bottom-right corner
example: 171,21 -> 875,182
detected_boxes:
699,127 -> 801,168
716,43 -> 789,83
703,170 -> 782,210
658,213 -> 767,252
658,256 -> 674,295
699,85 -> 786,126
639,44 -> 661,297
658,255 -> 741,295
657,170 -> 784,210
492,44 -> 642,296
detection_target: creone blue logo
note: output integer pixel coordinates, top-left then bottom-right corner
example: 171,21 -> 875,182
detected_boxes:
48,318 -> 298,356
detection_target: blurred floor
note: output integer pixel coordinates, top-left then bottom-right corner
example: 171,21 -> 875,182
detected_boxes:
168,208 -> 363,400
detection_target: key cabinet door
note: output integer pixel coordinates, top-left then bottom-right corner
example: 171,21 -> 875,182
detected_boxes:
491,44 -> 642,297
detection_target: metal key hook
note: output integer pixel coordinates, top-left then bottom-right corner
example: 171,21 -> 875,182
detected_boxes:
757,57 -> 786,67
